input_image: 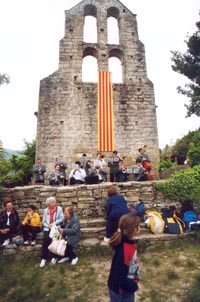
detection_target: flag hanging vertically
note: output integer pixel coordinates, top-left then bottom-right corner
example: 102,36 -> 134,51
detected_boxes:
98,71 -> 114,152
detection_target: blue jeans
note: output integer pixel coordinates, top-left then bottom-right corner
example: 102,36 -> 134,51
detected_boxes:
109,288 -> 135,302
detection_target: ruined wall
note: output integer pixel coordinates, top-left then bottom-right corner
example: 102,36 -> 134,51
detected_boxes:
36,0 -> 159,175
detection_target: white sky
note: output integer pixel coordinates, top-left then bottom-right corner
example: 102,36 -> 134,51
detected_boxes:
0,0 -> 199,151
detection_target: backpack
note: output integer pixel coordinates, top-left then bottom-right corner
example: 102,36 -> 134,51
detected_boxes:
161,207 -> 185,234
183,211 -> 198,223
145,211 -> 165,234
132,201 -> 146,217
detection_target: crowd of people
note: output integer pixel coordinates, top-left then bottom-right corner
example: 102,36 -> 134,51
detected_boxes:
0,187 -> 141,301
0,197 -> 81,268
33,147 -> 153,186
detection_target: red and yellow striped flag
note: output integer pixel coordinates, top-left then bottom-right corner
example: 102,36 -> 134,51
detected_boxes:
97,71 -> 114,152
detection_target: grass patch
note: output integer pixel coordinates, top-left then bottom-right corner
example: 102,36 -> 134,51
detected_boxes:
0,239 -> 200,302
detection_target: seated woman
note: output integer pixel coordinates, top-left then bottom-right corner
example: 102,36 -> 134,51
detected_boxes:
20,205 -> 42,245
49,164 -> 65,186
57,206 -> 81,265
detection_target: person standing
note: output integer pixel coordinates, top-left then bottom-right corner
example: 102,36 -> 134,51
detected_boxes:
0,200 -> 20,246
55,156 -> 68,185
108,213 -> 140,302
81,153 -> 91,176
104,187 -> 130,242
108,151 -> 120,182
39,196 -> 64,268
33,158 -> 46,184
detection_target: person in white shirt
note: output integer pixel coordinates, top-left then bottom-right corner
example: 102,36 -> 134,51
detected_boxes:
69,161 -> 86,185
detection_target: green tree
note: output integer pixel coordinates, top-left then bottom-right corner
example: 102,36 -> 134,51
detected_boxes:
172,128 -> 200,165
1,140 -> 36,186
171,19 -> 200,117
0,73 -> 10,86
0,140 -> 12,186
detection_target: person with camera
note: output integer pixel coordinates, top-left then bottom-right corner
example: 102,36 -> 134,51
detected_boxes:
116,159 -> 129,182
69,161 -> 86,185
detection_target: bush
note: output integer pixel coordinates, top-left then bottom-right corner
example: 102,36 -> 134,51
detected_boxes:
158,160 -> 177,172
155,165 -> 200,208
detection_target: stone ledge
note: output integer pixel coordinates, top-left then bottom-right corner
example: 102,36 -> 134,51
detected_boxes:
0,232 -> 191,257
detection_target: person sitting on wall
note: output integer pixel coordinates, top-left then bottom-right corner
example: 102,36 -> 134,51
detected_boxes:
20,205 -> 42,246
55,156 -> 68,185
33,158 -> 46,184
133,158 -> 148,181
69,161 -> 86,185
49,164 -> 65,186
116,159 -> 129,182
0,199 -> 20,246
56,206 -> 81,266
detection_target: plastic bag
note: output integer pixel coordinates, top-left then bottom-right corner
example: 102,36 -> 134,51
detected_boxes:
49,224 -> 59,239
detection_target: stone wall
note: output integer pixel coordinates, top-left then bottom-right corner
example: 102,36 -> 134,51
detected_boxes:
0,181 -> 185,257
35,0 -> 159,175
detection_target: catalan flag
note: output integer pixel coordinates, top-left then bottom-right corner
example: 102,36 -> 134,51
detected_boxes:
97,71 -> 114,152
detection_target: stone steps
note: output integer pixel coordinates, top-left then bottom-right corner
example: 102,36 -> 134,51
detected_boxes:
1,216 -> 191,258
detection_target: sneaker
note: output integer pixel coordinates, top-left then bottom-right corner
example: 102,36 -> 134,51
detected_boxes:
2,239 -> 10,246
51,258 -> 57,265
40,259 -> 46,268
24,240 -> 30,245
71,257 -> 78,266
31,240 -> 36,246
57,257 -> 70,264
103,236 -> 110,243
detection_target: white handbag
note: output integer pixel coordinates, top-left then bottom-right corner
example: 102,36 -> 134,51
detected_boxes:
48,236 -> 67,256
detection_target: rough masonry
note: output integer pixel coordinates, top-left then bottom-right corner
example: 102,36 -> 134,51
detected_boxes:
35,0 -> 159,174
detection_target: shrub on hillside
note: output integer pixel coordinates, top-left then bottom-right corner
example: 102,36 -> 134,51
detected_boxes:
155,166 -> 200,210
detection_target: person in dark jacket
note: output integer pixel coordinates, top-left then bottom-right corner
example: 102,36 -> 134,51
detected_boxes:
57,206 -> 81,266
108,213 -> 140,302
104,187 -> 130,242
33,158 -> 46,184
0,200 -> 20,246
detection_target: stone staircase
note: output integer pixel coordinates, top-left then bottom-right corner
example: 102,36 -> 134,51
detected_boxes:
0,217 -> 190,258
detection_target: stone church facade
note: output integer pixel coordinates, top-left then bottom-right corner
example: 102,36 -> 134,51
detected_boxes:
35,0 -> 159,174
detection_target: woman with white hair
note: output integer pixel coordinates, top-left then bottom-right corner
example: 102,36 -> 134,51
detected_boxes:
39,196 -> 64,268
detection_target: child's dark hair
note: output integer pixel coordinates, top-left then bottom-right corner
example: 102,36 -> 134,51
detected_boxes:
109,213 -> 140,247
29,204 -> 37,211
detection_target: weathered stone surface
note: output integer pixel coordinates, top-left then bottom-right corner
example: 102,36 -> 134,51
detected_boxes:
35,0 -> 159,177
1,181 -> 187,256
